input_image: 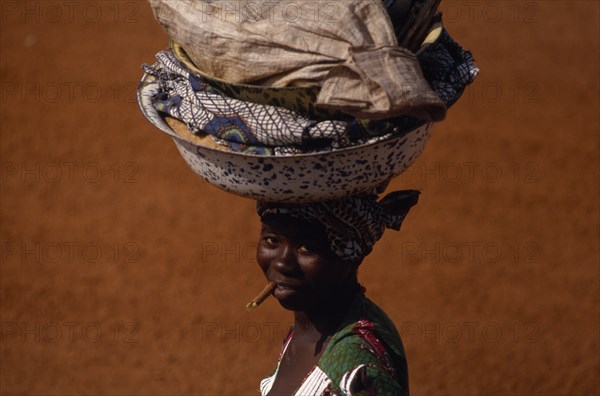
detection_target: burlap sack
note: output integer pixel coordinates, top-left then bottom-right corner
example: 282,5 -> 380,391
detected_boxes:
148,0 -> 446,121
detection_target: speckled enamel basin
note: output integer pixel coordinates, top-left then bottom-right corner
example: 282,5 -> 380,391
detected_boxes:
138,73 -> 433,203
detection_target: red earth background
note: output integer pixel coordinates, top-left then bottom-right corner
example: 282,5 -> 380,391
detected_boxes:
1,1 -> 599,395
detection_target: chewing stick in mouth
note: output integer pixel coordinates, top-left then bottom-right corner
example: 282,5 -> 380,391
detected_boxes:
246,281 -> 276,311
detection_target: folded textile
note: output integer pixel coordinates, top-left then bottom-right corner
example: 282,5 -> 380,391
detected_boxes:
417,29 -> 479,107
142,27 -> 478,156
143,51 -> 405,156
147,0 -> 446,120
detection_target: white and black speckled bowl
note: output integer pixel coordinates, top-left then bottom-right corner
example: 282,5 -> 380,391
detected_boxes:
138,73 -> 433,203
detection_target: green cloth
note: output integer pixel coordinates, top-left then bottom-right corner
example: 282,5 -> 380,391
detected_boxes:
319,293 -> 409,395
262,293 -> 409,395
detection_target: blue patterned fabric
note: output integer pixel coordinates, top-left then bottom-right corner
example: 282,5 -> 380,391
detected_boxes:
143,50 -> 433,155
418,29 -> 479,107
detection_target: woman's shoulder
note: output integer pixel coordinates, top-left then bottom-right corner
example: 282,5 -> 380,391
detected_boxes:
338,294 -> 407,357
317,294 -> 409,395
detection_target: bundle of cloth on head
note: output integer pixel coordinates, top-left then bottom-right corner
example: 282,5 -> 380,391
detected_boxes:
142,0 -> 479,155
257,188 -> 420,261
147,0 -> 446,119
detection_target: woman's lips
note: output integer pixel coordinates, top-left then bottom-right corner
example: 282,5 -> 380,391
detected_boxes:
272,281 -> 305,299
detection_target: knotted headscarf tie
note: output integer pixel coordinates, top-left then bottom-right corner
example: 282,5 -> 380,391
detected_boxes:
257,190 -> 420,261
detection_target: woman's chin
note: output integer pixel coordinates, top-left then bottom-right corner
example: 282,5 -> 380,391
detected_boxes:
274,287 -> 309,311
277,299 -> 303,311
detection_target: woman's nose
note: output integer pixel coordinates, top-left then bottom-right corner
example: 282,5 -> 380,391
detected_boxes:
272,243 -> 298,274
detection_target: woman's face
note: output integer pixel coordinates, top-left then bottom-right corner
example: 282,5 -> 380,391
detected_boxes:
257,214 -> 356,311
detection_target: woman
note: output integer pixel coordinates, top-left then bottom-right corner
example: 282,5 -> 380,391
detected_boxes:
255,189 -> 420,395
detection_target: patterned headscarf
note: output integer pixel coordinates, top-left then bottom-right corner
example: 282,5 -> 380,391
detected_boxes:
257,190 -> 420,261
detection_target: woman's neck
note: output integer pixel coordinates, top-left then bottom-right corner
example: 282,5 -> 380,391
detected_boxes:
292,280 -> 361,345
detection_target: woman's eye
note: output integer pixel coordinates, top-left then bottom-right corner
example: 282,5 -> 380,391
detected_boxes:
262,236 -> 278,247
297,244 -> 314,254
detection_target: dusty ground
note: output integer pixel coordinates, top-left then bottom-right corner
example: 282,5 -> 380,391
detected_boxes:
0,1 -> 598,395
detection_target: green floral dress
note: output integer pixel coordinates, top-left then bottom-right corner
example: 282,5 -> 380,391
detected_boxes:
260,293 -> 409,395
